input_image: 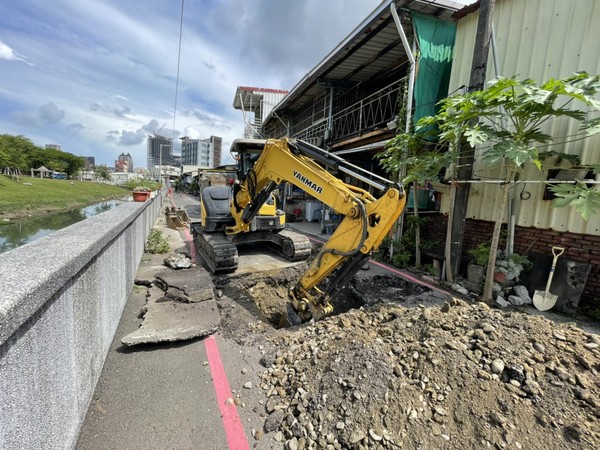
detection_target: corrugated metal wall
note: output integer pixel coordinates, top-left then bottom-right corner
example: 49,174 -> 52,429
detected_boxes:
447,0 -> 600,235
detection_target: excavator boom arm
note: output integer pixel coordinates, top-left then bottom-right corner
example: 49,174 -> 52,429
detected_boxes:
231,138 -> 406,318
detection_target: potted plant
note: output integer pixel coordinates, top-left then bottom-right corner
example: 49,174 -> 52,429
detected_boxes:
467,243 -> 531,284
132,186 -> 152,202
467,243 -> 489,284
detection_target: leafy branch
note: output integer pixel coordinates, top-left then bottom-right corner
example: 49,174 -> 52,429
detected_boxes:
378,72 -> 600,299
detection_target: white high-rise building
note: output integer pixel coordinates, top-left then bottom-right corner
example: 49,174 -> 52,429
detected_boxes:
181,135 -> 222,167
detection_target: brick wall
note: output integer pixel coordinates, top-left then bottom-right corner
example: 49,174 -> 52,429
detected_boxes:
420,213 -> 600,310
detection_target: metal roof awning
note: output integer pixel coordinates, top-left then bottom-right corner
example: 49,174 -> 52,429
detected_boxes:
229,138 -> 268,153
233,87 -> 289,111
263,0 -> 461,126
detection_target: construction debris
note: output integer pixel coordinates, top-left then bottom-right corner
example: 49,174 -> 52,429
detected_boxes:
216,269 -> 600,450
165,206 -> 190,229
121,267 -> 219,346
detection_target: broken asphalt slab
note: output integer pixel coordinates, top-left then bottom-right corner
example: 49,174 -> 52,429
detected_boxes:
121,267 -> 220,346
155,267 -> 214,303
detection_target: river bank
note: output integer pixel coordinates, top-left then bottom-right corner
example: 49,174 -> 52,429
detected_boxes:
0,199 -> 127,255
0,175 -> 130,220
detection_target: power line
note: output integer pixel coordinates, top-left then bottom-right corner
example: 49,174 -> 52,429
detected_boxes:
171,0 -> 185,145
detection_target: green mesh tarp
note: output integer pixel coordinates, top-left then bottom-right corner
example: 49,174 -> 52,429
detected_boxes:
412,13 -> 456,127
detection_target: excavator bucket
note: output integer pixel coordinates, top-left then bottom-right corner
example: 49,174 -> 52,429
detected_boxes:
166,214 -> 184,229
165,207 -> 188,229
175,209 -> 190,223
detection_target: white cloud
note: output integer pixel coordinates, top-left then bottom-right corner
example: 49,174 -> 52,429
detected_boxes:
182,127 -> 201,139
0,40 -> 34,65
39,103 -> 65,124
9,102 -> 65,127
0,0 -> 382,167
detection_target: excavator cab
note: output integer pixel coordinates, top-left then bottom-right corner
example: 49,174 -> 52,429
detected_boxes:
198,139 -> 284,233
191,139 -> 311,273
229,139 -> 286,232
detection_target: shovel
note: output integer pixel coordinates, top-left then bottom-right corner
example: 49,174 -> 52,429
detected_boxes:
533,246 -> 565,311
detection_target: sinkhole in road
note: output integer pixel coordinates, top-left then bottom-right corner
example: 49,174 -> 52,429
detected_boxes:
215,265 -> 431,329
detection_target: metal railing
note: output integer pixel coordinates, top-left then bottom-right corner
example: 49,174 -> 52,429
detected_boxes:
264,78 -> 406,145
330,79 -> 404,141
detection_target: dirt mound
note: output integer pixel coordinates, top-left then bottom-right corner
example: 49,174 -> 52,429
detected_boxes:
215,267 -> 600,449
257,301 -> 599,449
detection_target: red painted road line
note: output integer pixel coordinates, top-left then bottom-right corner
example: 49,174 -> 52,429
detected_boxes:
368,259 -> 449,294
175,199 -> 247,448
204,336 -> 250,450
171,196 -> 197,265
183,227 -> 197,264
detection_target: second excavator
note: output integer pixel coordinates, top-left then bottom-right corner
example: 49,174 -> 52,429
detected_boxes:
192,137 -> 406,320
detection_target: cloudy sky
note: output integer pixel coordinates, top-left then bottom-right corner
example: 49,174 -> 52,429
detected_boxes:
0,0 -> 472,168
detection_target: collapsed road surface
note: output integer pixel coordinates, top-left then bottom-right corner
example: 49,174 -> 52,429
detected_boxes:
77,194 -> 600,450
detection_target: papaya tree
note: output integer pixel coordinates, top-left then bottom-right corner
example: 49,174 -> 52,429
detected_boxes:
379,72 -> 600,299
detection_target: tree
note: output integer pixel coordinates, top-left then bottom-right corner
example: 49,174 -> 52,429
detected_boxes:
63,154 -> 85,178
380,72 -> 600,299
94,165 -> 110,182
0,134 -> 86,177
380,135 -> 450,269
0,134 -> 36,170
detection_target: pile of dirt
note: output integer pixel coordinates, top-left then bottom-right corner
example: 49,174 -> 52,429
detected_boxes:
216,270 -> 600,449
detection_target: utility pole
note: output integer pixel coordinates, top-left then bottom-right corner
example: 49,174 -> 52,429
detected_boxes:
158,141 -> 171,187
448,0 -> 496,278
159,144 -> 163,186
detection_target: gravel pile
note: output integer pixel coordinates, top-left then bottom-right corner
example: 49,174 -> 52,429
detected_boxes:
256,298 -> 600,449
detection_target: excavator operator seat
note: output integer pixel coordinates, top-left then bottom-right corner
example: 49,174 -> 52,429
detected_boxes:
201,186 -> 235,232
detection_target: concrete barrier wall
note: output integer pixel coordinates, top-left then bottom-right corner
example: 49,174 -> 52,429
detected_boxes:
0,195 -> 163,449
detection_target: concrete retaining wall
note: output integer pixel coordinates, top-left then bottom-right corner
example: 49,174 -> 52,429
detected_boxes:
0,195 -> 163,449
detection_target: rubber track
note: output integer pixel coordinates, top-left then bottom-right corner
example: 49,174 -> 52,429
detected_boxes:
275,229 -> 312,261
192,227 -> 310,274
193,230 -> 238,273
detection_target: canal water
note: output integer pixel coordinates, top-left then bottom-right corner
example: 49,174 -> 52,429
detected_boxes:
0,200 -> 126,255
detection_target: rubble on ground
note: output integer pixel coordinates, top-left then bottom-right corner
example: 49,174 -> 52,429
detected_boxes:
219,271 -> 600,449
163,252 -> 193,269
121,267 -> 219,346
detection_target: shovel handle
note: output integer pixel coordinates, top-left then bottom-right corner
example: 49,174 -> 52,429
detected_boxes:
545,247 -> 565,291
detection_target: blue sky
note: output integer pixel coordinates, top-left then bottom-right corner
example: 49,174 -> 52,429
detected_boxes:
0,0 -> 472,168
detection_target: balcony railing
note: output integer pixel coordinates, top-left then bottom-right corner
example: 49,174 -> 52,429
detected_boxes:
330,79 -> 404,142
264,77 -> 406,145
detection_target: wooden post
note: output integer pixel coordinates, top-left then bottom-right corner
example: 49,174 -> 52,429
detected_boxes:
448,0 -> 496,278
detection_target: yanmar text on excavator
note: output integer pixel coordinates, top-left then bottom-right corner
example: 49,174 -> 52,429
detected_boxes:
191,137 -> 406,320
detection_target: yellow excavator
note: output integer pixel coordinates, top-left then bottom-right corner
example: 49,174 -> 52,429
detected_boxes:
191,139 -> 312,273
192,137 -> 406,319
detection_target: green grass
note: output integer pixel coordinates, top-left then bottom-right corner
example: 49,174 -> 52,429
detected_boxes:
0,175 -> 130,219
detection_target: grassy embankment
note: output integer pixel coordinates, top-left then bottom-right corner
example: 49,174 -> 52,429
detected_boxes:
0,175 -> 130,220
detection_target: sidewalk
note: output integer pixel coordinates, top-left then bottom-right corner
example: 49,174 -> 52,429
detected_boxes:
76,195 -> 269,450
286,218 -> 324,239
